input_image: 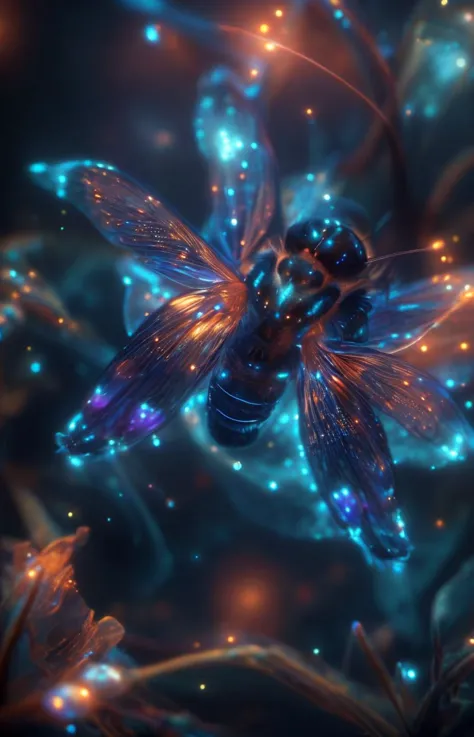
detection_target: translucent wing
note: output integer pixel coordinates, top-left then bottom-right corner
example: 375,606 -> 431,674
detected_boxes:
117,255 -> 177,336
194,67 -> 277,267
58,281 -> 247,458
402,304 -> 474,390
281,173 -> 337,228
30,160 -> 238,289
366,265 -> 474,353
298,337 -> 410,561
323,343 -> 474,457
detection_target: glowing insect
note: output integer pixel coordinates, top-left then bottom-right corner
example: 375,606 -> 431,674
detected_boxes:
30,64 -> 474,562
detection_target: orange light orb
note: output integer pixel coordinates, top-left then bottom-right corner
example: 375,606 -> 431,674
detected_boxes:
212,555 -> 286,637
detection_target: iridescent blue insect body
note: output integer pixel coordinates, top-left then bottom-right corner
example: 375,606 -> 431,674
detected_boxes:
30,68 -> 474,564
208,223 -> 368,448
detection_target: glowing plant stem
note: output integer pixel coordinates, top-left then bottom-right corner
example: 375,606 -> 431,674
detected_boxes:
129,644 -> 266,681
129,643 -> 396,737
247,645 -> 397,737
352,623 -> 412,736
0,571 -> 43,697
414,650 -> 474,732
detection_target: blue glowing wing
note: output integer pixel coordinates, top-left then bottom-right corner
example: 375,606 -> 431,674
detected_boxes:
323,343 -> 474,457
367,265 -> 474,353
30,161 -> 238,289
281,172 -> 339,229
116,256 -> 178,336
58,281 -> 247,458
298,337 -> 410,561
194,68 -> 277,268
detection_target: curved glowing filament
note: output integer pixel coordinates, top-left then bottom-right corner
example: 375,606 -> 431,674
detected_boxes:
218,24 -> 405,173
128,644 -> 264,682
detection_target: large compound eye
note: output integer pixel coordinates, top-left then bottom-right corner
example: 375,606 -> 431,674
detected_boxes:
316,225 -> 367,278
285,221 -> 368,279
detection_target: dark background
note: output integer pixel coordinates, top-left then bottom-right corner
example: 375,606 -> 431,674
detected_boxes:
1,1 -> 474,736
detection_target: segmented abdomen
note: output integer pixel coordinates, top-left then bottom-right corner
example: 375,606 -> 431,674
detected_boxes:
207,318 -> 297,447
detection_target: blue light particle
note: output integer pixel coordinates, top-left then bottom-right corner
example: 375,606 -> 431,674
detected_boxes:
233,461 -> 242,471
465,400 -> 473,409
152,435 -> 161,447
306,173 -> 315,182
268,480 -> 278,491
144,24 -> 160,43
446,379 -> 455,388
29,162 -> 47,174
201,96 -> 213,110
122,275 -> 132,286
230,218 -> 238,226
312,647 -> 320,655
66,726 -> 77,735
